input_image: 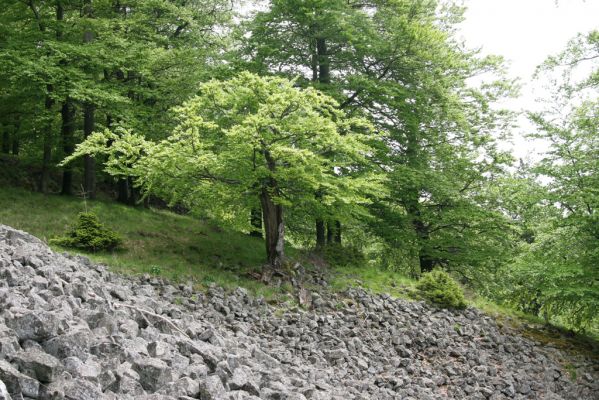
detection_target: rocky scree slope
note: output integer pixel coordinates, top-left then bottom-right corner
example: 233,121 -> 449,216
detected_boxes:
0,224 -> 597,400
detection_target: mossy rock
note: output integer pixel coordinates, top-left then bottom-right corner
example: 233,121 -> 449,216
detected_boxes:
416,269 -> 466,309
50,212 -> 122,252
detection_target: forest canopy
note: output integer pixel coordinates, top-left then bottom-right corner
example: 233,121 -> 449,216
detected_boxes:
0,1 -> 597,331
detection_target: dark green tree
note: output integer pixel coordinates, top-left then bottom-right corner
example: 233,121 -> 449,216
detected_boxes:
238,0 -> 516,275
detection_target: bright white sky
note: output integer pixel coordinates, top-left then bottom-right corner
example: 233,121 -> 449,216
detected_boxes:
458,0 -> 599,161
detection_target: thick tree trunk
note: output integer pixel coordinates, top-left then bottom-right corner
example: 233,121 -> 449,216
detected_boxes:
250,208 -> 263,238
83,103 -> 96,199
40,85 -> 54,193
260,190 -> 284,268
334,220 -> 341,244
127,177 -> 137,205
60,98 -> 75,196
419,254 -> 434,273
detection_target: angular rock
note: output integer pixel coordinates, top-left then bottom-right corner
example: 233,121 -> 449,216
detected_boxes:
229,366 -> 259,396
7,312 -> 60,342
0,360 -> 39,399
43,328 -> 91,360
0,224 -> 597,400
199,375 -> 227,400
132,357 -> 173,392
11,347 -> 60,383
41,378 -> 103,400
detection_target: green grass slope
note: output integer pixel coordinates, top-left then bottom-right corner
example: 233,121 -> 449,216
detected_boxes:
0,187 -> 278,294
0,186 -> 418,300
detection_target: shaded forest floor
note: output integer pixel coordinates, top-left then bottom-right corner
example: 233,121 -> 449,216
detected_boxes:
0,185 -> 597,356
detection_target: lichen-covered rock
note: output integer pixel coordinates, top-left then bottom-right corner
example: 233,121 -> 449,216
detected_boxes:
199,375 -> 227,400
6,312 -> 60,342
41,377 -> 104,400
229,366 -> 259,396
11,347 -> 60,383
43,327 -> 92,360
132,357 -> 172,392
0,360 -> 39,399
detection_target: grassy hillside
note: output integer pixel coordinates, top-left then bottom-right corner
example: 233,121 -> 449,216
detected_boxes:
0,187 -> 278,293
0,185 -> 414,284
0,187 -> 410,299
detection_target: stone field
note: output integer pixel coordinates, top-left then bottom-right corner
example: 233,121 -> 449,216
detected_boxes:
0,224 -> 597,399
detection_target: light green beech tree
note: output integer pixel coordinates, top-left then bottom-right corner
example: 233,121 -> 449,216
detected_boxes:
63,72 -> 383,269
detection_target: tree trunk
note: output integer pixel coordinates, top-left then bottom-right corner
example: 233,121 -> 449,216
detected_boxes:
117,178 -> 129,203
83,103 -> 96,199
410,207 -> 435,273
60,98 -> 75,196
419,254 -> 434,274
40,85 -> 54,193
127,177 -> 137,205
250,208 -> 263,238
334,220 -> 341,244
315,36 -> 343,245
326,221 -> 334,244
11,137 -> 19,156
260,189 -> 284,268
1,125 -> 9,154
316,218 -> 326,248
82,0 -> 96,199
316,38 -> 330,85
11,118 -> 20,156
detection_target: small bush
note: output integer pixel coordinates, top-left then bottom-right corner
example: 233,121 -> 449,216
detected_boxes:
322,243 -> 366,267
51,212 -> 122,252
416,269 -> 466,309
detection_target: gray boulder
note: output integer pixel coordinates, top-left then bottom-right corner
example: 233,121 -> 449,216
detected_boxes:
132,357 -> 173,392
0,360 -> 39,399
199,375 -> 227,400
7,312 -> 60,342
11,347 -> 60,383
229,366 -> 259,396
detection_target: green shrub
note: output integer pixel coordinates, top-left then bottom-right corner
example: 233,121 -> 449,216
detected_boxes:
321,243 -> 365,267
51,212 -> 122,252
416,269 -> 466,309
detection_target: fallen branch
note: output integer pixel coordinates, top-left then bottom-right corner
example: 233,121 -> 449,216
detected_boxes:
113,302 -> 190,340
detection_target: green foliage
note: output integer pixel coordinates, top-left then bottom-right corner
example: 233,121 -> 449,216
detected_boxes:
491,29 -> 599,332
564,364 -> 577,382
329,264 -> 417,300
50,212 -> 122,252
321,243 -> 365,268
63,73 -> 384,264
149,265 -> 163,275
416,269 -> 466,309
239,0 -> 517,278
